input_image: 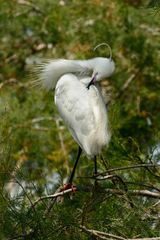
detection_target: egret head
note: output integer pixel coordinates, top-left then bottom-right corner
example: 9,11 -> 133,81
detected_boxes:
92,57 -> 115,81
91,43 -> 115,81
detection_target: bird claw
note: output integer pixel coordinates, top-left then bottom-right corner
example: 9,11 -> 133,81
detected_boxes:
60,183 -> 77,192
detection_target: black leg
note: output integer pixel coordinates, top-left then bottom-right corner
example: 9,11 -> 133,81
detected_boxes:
68,146 -> 82,184
93,156 -> 99,189
94,156 -> 97,175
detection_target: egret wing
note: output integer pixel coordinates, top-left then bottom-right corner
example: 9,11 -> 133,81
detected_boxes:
55,74 -> 95,138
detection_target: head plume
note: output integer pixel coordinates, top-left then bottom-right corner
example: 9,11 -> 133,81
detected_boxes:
94,43 -> 112,60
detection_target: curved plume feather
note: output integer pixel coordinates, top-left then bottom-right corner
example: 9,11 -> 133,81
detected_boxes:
37,59 -> 90,90
94,42 -> 112,60
34,43 -> 114,90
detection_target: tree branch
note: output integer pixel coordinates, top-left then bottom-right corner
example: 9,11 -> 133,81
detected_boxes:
32,188 -> 73,208
130,238 -> 160,240
114,71 -> 139,99
96,164 -> 160,177
32,187 -> 160,210
55,118 -> 69,171
80,225 -> 160,240
80,225 -> 125,240
16,0 -> 43,14
107,70 -> 139,105
104,189 -> 160,199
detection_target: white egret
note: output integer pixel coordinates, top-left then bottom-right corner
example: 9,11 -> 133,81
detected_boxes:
38,43 -> 115,189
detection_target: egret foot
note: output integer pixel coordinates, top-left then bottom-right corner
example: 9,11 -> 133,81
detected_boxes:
60,183 -> 77,192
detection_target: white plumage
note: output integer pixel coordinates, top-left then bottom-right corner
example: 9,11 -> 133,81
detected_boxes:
38,44 -> 115,184
55,73 -> 109,156
40,57 -> 115,90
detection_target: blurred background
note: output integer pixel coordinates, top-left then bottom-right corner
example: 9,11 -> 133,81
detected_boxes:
0,0 -> 160,239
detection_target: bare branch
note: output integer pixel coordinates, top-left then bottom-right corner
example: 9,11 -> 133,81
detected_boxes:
96,164 -> 160,177
129,238 -> 160,240
80,225 -> 160,240
105,189 -> 160,199
114,71 -> 139,100
32,187 -> 160,211
125,181 -> 160,192
80,225 -> 125,240
32,188 -> 73,208
106,70 -> 139,105
95,174 -> 128,191
15,179 -> 34,208
55,118 -> 68,169
31,116 -> 55,123
15,0 -> 43,14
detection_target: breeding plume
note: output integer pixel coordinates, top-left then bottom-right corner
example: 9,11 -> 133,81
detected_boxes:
38,43 -> 115,188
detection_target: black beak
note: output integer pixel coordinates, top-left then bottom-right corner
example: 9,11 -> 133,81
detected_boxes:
87,73 -> 98,89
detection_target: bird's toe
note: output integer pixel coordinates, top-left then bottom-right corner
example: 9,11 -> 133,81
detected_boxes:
61,183 -> 77,192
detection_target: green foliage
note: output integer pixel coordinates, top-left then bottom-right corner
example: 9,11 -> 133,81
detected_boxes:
0,0 -> 160,239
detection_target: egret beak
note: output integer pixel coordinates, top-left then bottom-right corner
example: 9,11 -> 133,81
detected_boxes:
87,73 -> 98,89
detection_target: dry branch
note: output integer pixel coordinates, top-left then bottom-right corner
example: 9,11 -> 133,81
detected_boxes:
80,225 -> 160,240
55,118 -> 68,169
106,70 -> 139,105
16,0 -> 43,13
105,189 -> 160,199
32,188 -> 73,208
32,187 -> 160,210
130,238 -> 160,240
114,71 -> 139,99
80,225 -> 125,240
96,164 -> 160,176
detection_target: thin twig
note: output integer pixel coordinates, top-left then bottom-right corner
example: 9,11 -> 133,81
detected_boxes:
114,71 -> 139,99
104,189 -> 160,199
80,225 -> 160,240
32,188 -> 160,210
95,174 -> 128,191
55,118 -> 68,170
15,179 -> 34,208
129,238 -> 160,240
31,116 -> 55,123
16,0 -> 43,14
32,188 -> 73,208
96,164 -> 160,177
126,181 -> 160,192
80,225 -> 125,240
107,70 -> 139,105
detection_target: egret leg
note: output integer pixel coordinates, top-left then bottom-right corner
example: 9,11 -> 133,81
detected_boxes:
94,156 -> 97,175
94,156 -> 99,189
68,146 -> 82,184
